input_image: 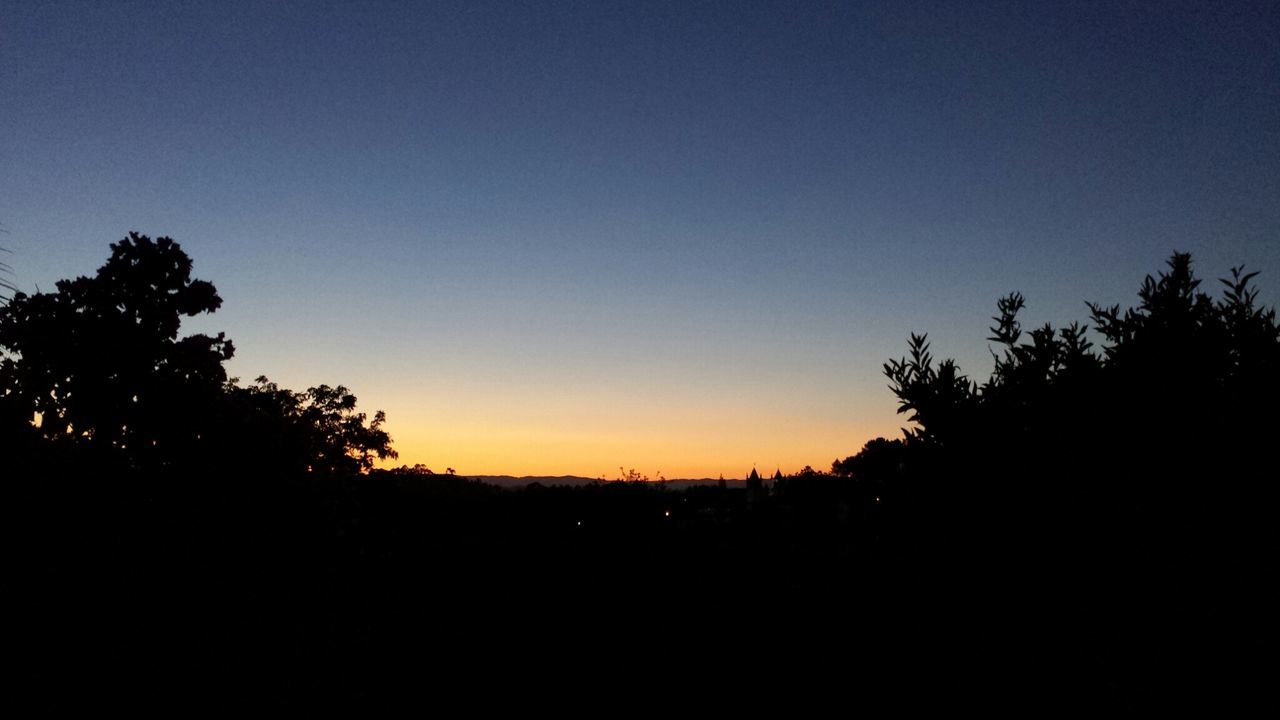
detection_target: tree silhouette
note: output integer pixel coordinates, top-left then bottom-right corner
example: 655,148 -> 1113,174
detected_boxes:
1086,253 -> 1280,420
860,252 -> 1280,707
0,233 -> 233,465
0,232 -> 396,475
872,250 -> 1280,581
832,437 -> 906,483
229,376 -> 397,475
883,332 -> 976,447
883,252 -> 1278,461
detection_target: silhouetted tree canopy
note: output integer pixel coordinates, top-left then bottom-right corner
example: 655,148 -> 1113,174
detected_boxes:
831,437 -> 906,482
883,252 -> 1278,453
228,376 -> 397,475
0,233 -> 394,475
870,250 -> 1280,555
0,234 -> 233,465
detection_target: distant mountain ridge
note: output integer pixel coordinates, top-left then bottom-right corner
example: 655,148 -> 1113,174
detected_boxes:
468,475 -> 595,488
467,475 -> 743,489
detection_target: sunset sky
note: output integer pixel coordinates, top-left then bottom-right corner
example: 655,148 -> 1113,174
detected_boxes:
3,1 -> 1277,478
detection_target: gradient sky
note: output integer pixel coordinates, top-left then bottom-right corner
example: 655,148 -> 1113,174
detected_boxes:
3,1 -> 1278,478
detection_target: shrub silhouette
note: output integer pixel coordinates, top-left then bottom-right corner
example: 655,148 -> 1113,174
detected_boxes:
859,251 -> 1280,706
881,252 -> 1278,476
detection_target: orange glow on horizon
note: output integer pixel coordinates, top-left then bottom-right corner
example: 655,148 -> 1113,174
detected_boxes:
239,336 -> 907,480
374,412 -> 904,479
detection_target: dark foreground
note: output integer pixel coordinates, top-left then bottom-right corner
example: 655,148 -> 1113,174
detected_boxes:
7,240 -> 1274,710
13,461 -> 1275,711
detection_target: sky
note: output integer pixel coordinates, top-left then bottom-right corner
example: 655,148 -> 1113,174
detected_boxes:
2,0 -> 1277,478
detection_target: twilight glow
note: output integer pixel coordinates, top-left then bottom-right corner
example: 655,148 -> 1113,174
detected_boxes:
3,1 -> 1276,477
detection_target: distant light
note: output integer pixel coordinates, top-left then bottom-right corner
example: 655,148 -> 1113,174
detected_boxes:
576,521 -> 582,527
663,511 -> 671,517
874,497 -> 881,503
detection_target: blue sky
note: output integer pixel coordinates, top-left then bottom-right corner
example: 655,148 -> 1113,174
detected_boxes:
3,0 -> 1277,476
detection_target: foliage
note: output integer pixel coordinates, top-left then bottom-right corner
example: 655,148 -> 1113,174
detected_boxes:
882,252 -> 1279,456
831,437 -> 906,481
0,233 -> 233,464
883,333 -> 976,446
613,467 -> 664,483
617,467 -> 648,482
841,249 -> 1280,565
0,233 -> 395,475
231,376 -> 397,475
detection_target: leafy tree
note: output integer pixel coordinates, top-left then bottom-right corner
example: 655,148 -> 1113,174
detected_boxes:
0,233 -> 232,464
883,252 -> 1278,456
876,251 -> 1280,540
1086,254 -> 1279,418
0,232 -> 396,475
872,252 -> 1280,699
832,437 -> 906,482
883,332 -> 976,447
230,376 -> 397,475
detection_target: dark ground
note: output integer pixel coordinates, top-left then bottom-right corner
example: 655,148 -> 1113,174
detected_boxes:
13,466 -> 1274,711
